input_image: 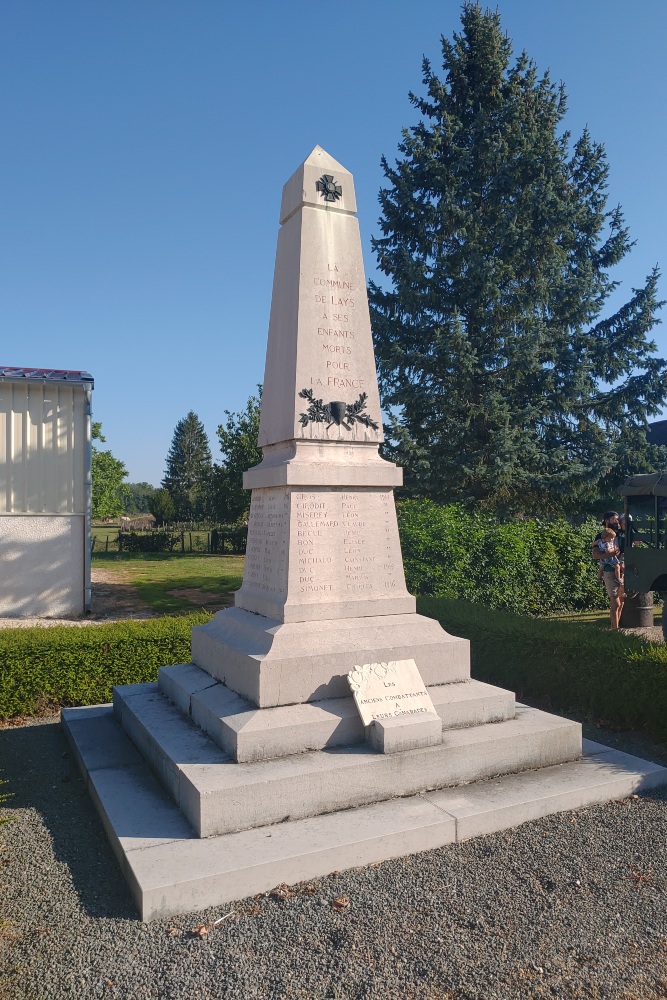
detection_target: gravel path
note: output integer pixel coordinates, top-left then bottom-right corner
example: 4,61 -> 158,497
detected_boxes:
1,717 -> 667,1000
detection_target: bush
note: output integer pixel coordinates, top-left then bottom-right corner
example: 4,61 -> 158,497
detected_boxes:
120,531 -> 180,553
0,613 -> 211,719
398,499 -> 606,615
420,597 -> 667,740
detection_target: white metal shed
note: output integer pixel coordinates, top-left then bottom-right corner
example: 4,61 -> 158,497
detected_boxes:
0,366 -> 94,617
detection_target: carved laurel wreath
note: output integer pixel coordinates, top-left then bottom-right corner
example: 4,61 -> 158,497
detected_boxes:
348,661 -> 398,694
298,388 -> 379,431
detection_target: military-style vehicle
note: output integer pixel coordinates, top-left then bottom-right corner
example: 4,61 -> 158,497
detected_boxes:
619,473 -> 667,637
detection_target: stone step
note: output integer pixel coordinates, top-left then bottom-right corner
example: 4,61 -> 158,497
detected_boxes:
113,682 -> 580,838
158,663 -> 516,762
62,704 -> 667,921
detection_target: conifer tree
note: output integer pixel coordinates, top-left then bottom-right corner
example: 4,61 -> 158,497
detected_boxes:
370,3 -> 666,513
161,411 -> 212,521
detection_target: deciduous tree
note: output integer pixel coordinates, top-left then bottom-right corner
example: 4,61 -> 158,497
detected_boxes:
212,389 -> 262,524
91,423 -> 129,519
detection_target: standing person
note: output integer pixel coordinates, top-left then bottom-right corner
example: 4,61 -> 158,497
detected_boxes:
592,511 -> 625,630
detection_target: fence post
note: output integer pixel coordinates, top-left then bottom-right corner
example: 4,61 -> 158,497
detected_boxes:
189,532 -> 193,553
105,535 -> 109,553
181,531 -> 185,553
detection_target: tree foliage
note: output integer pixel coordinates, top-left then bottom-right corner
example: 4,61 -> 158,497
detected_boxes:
211,389 -> 262,524
123,482 -> 157,514
369,3 -> 666,515
147,487 -> 176,526
91,422 -> 128,519
161,411 -> 212,521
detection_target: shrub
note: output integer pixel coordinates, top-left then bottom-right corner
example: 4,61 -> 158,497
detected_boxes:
120,531 -> 180,553
0,613 -> 211,719
420,597 -> 667,740
398,499 -> 606,615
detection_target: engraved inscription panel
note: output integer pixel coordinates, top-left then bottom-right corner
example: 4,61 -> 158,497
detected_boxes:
242,487 -> 290,599
289,487 -> 406,604
348,659 -> 436,727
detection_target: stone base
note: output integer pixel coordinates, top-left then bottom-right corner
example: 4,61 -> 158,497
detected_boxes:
157,664 -> 515,762
190,608 -> 471,708
368,712 -> 442,753
112,683 -> 580,837
62,705 -> 667,921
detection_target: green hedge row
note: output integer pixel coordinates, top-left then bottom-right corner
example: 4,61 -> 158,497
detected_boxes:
0,613 -> 211,719
398,499 -> 607,615
420,597 -> 667,740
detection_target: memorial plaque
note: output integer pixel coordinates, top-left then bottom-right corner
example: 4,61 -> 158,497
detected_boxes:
347,659 -> 437,727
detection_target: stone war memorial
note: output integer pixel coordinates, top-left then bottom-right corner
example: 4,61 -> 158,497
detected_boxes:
63,147 -> 667,920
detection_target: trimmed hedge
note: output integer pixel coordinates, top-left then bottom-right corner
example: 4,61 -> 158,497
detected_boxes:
419,597 -> 667,741
0,613 -> 211,719
398,499 -> 607,615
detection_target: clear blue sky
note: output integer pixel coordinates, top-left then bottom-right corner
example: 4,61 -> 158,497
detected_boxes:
2,1 -> 666,486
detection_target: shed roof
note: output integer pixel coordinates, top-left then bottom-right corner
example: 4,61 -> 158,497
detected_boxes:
0,366 -> 94,387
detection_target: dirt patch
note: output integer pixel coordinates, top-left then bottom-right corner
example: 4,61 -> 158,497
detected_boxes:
620,624 -> 665,643
167,588 -> 230,612
0,567 -> 157,628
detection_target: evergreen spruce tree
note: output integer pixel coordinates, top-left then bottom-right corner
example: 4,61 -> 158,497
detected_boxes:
370,3 -> 666,514
161,411 -> 212,521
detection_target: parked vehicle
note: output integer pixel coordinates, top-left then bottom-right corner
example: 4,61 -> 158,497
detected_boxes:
619,473 -> 667,638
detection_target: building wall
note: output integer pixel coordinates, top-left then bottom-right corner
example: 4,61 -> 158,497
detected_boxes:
0,380 -> 91,617
0,514 -> 85,616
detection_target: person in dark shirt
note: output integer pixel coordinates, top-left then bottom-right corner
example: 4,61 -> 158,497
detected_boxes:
592,511 -> 625,629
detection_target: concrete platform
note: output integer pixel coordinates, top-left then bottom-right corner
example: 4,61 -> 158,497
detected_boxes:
112,684 -> 580,837
62,705 -> 667,921
158,664 -> 515,762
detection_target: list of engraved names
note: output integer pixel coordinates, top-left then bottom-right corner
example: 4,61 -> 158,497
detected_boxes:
293,488 -> 402,602
243,487 -> 289,597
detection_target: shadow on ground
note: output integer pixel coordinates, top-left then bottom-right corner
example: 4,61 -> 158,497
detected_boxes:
0,718 -> 137,921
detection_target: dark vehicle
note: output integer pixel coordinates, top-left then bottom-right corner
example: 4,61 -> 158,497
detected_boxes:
619,473 -> 667,638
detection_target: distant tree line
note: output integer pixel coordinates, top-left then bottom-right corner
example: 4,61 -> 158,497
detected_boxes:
114,390 -> 262,527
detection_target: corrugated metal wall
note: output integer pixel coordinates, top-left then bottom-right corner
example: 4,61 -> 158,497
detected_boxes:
0,381 -> 87,513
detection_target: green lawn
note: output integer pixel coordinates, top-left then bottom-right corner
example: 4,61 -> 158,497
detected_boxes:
92,552 -> 245,614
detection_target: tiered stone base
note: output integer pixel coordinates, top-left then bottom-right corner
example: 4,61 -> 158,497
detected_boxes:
62,703 -> 667,920
60,609 -> 667,920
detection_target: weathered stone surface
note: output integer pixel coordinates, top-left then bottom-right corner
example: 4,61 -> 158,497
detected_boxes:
348,658 -> 436,727
190,608 -> 470,708
62,705 -> 667,921
113,686 -> 581,838
368,712 -> 442,754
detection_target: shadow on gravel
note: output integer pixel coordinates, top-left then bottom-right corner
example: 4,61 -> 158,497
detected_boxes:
0,719 -> 138,922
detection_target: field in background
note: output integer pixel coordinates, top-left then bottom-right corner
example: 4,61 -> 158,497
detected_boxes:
91,552 -> 244,614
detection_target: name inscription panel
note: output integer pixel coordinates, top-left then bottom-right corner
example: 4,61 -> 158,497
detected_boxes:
290,487 -> 405,604
243,486 -> 290,599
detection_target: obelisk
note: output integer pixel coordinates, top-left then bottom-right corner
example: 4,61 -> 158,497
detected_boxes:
191,147 -> 470,708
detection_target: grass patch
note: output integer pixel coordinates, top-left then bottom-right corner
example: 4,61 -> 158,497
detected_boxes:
92,553 -> 245,614
419,597 -> 667,741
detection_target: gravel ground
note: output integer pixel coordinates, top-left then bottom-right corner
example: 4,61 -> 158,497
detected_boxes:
1,717 -> 667,1000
